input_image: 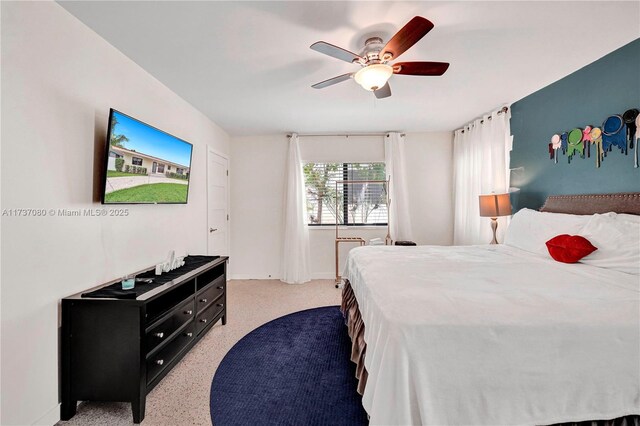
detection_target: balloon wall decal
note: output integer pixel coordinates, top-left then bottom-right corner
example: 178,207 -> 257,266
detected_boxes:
591,127 -> 603,168
547,108 -> 639,168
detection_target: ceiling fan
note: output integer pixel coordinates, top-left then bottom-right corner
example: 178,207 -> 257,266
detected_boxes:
310,16 -> 449,99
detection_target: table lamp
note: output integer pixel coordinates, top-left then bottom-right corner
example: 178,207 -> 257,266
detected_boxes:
479,193 -> 512,244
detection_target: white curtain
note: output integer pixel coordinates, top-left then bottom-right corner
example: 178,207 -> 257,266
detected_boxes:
385,132 -> 413,242
282,134 -> 311,284
453,107 -> 512,245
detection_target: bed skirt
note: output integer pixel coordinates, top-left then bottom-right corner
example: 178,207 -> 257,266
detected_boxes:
340,279 -> 368,395
340,280 -> 639,426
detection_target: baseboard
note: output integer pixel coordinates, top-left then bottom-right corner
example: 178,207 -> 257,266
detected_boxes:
229,273 -> 335,281
33,403 -> 60,426
229,273 -> 279,280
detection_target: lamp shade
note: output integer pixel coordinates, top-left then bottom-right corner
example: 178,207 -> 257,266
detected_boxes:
479,193 -> 512,217
354,64 -> 393,91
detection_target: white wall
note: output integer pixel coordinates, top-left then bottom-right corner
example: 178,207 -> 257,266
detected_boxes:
229,132 -> 453,280
229,135 -> 287,279
0,3 -> 230,425
404,132 -> 454,245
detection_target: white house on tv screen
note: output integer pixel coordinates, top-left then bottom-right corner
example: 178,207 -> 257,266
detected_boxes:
108,145 -> 190,177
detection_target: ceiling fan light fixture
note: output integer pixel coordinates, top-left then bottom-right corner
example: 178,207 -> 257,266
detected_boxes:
354,64 -> 393,91
310,16 -> 448,98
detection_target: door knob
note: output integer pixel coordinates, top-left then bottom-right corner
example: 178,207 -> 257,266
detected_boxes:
209,228 -> 218,233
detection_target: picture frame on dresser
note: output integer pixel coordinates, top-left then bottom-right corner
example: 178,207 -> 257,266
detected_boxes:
60,255 -> 228,423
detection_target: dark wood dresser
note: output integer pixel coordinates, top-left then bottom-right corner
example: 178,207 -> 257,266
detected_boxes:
60,255 -> 228,423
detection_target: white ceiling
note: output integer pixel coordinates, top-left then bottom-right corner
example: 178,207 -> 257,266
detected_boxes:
58,1 -> 639,137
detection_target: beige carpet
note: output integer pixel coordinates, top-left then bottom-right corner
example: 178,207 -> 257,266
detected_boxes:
57,279 -> 341,426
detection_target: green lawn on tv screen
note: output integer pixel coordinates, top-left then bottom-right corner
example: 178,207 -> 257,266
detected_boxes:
105,183 -> 188,203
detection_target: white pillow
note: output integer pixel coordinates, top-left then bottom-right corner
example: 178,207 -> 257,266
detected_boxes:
579,213 -> 640,275
504,208 -> 591,256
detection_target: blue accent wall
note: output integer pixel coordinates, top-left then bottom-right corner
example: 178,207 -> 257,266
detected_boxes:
510,39 -> 640,209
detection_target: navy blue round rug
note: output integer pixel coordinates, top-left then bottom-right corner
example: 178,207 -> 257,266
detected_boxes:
210,306 -> 368,426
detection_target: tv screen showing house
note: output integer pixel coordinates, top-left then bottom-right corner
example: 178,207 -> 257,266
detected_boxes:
102,109 -> 193,204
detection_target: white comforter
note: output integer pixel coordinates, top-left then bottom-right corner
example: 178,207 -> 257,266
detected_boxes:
344,245 -> 640,425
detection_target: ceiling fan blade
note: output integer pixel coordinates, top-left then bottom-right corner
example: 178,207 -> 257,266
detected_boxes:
310,41 -> 364,64
393,61 -> 450,76
380,16 -> 434,61
374,82 -> 391,99
311,73 -> 352,89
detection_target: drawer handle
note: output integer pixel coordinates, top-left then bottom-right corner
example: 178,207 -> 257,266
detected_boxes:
184,310 -> 193,315
185,332 -> 193,337
217,303 -> 224,308
200,298 -> 207,303
200,318 -> 207,324
154,332 -> 164,339
216,286 -> 224,290
155,359 -> 164,366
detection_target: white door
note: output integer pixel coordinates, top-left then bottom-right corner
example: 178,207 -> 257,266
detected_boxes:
207,149 -> 229,255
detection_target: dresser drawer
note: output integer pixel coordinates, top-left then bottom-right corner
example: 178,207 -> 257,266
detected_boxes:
146,299 -> 195,354
196,299 -> 225,335
196,277 -> 225,313
146,322 -> 195,384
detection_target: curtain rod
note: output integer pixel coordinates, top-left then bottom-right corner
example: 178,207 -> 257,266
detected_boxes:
287,132 -> 405,138
457,106 -> 509,134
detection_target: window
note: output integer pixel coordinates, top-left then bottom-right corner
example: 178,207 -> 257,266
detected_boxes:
167,165 -> 171,170
132,156 -> 143,166
157,164 -> 165,173
176,168 -> 184,175
303,163 -> 387,226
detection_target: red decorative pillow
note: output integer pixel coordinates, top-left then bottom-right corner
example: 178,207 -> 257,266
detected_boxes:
545,234 -> 597,263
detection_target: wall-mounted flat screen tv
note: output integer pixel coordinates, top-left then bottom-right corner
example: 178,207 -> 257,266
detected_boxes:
102,109 -> 193,204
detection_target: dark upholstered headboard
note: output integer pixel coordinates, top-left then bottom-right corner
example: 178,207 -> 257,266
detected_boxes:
540,193 -> 640,215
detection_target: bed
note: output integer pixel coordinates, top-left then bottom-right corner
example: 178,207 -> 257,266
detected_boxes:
341,193 -> 640,425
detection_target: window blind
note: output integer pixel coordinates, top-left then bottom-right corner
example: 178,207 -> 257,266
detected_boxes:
303,163 -> 388,226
